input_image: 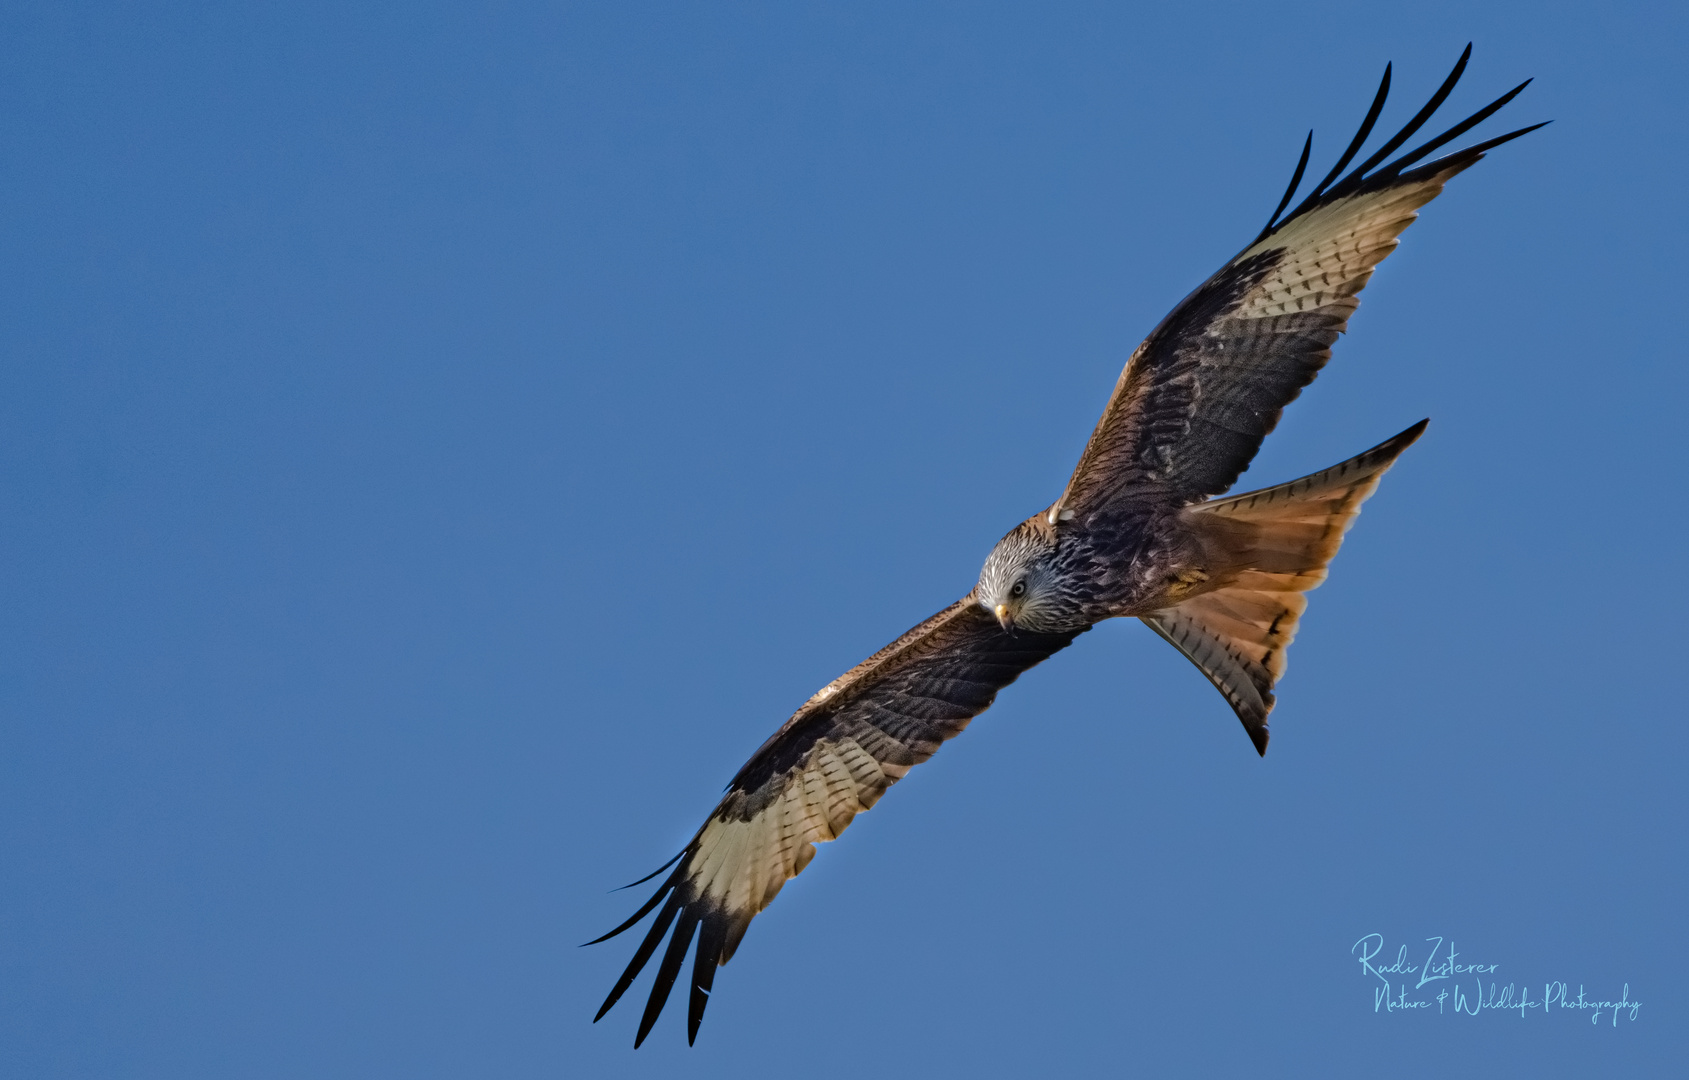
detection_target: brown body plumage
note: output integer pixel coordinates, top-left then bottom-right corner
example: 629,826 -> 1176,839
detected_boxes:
590,48 -> 1542,1047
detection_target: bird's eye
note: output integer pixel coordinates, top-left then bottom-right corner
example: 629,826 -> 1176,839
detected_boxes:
1010,581 -> 1027,598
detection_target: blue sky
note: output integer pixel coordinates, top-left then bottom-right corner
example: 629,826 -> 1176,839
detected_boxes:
2,2 -> 1684,1076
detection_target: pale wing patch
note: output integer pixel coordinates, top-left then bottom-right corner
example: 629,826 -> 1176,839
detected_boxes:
1232,177 -> 1449,320
686,737 -> 899,924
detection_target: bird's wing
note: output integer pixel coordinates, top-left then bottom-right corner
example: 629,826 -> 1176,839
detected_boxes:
1053,48 -> 1542,520
589,598 -> 1085,1046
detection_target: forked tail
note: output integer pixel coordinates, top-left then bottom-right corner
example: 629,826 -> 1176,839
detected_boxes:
1143,420 -> 1427,754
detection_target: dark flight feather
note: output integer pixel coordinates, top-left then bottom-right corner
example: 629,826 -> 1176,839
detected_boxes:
1375,79 -> 1535,179
594,889 -> 682,1022
1261,131 -> 1313,238
688,916 -> 726,1044
609,848 -> 686,893
1343,45 -> 1471,185
1302,62 -> 1393,205
635,909 -> 699,1047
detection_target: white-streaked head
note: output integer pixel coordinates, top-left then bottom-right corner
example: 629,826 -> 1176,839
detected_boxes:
976,523 -> 1062,632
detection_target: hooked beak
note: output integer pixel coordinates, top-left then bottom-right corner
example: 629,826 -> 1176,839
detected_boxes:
994,603 -> 1014,632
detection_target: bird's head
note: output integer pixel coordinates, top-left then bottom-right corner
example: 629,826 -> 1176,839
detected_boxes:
976,522 -> 1065,633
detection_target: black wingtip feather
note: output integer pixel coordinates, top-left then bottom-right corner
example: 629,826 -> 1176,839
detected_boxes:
583,869 -> 678,947
1258,131 -> 1313,241
593,886 -> 682,1022
634,910 -> 701,1047
1377,77 -> 1535,178
1258,49 -> 1542,245
612,847 -> 687,892
590,854 -> 736,1046
1303,62 -> 1392,205
1340,44 -> 1472,188
1405,121 -> 1550,181
688,917 -> 727,1045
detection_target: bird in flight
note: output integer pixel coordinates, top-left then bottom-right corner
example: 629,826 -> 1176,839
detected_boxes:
590,47 -> 1541,1046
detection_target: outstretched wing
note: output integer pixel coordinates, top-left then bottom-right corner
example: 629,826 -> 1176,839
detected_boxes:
1053,47 -> 1542,520
589,598 -> 1085,1046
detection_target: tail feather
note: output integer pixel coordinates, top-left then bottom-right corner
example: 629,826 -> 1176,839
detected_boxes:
1143,420 -> 1427,754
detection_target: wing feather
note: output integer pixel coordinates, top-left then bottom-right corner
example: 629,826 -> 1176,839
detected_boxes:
1054,52 -> 1541,519
590,599 -> 1085,1045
